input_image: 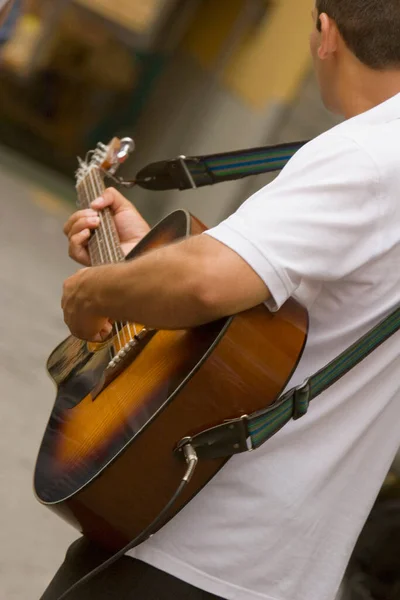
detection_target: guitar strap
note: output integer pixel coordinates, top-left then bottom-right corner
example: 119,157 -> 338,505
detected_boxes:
133,141 -> 307,191
132,141 -> 400,459
186,304 -> 400,459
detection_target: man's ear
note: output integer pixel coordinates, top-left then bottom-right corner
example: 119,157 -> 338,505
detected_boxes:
317,12 -> 338,60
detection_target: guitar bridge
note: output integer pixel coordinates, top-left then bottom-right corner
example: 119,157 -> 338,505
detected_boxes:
106,327 -> 153,370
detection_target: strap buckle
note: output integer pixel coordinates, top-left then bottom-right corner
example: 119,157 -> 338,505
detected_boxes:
273,379 -> 310,421
167,156 -> 214,191
165,155 -> 198,190
176,415 -> 252,460
287,379 -> 311,420
177,156 -> 197,189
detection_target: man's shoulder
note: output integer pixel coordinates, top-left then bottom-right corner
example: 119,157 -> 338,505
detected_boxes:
297,107 -> 400,171
297,119 -> 371,158
282,124 -> 377,179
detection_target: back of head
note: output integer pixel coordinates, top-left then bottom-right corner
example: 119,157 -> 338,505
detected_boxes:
316,0 -> 400,70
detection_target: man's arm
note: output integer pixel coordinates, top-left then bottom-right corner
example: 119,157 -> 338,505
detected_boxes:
62,233 -> 270,341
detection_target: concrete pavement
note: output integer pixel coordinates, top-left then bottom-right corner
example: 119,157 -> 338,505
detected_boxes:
0,153 -> 77,599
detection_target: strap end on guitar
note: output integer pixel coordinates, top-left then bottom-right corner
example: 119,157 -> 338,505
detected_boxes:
176,415 -> 253,461
175,379 -> 312,461
133,156 -> 215,191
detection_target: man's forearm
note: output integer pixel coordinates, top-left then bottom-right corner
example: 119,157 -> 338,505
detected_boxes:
87,238 -> 223,329
63,233 -> 269,339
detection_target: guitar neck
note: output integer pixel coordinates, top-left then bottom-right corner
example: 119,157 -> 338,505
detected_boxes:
76,167 -> 124,266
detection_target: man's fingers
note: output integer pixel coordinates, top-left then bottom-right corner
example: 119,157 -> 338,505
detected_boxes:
69,229 -> 91,265
99,321 -> 113,340
91,187 -> 131,214
73,320 -> 113,343
69,228 -> 91,249
63,209 -> 98,236
67,214 -> 100,240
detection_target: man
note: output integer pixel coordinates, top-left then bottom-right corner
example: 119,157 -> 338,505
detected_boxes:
43,1 -> 400,599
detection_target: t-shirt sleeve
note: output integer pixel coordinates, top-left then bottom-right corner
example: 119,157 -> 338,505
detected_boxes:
205,133 -> 381,311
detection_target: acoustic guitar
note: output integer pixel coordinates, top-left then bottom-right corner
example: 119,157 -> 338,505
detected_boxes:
34,137 -> 308,552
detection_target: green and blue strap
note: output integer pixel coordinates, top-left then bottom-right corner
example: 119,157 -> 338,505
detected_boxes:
189,304 -> 400,459
134,141 -> 307,191
247,304 -> 400,452
189,306 -> 400,459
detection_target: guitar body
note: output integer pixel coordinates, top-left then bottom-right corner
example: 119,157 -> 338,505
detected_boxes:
34,209 -> 308,552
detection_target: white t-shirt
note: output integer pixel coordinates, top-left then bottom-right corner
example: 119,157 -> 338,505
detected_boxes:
130,94 -> 400,600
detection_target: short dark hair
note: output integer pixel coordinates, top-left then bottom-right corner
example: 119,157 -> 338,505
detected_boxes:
316,0 -> 400,69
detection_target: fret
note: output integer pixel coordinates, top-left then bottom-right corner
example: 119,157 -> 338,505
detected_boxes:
93,169 -> 125,263
101,209 -> 125,262
88,236 -> 103,267
76,181 -> 89,210
76,166 -> 124,267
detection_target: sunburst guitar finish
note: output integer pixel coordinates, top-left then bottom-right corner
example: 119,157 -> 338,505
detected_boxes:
34,209 -> 308,552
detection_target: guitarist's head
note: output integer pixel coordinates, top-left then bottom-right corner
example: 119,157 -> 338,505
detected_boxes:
310,0 -> 400,118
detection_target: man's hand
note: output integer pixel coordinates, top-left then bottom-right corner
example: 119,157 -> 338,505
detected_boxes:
63,187 -> 151,266
62,267 -> 113,342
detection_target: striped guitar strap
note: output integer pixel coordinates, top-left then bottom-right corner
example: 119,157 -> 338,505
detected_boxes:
134,141 -> 307,191
186,305 -> 400,459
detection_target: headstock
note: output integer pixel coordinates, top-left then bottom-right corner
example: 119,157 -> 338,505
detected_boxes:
76,137 -> 135,186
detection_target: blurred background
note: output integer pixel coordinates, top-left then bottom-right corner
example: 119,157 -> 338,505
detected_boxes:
0,1 -> 398,599
0,0 -> 341,225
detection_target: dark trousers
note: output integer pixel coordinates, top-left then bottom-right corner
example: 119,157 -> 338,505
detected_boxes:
40,537 -> 224,600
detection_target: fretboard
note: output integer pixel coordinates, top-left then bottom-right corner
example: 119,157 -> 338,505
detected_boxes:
76,167 -> 124,266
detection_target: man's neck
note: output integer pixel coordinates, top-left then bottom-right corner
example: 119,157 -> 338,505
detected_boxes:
338,61 -> 400,119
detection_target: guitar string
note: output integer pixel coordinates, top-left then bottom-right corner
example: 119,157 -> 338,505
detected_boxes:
90,167 -> 134,348
89,167 -> 136,350
91,167 -> 137,346
80,168 -> 123,354
76,177 -> 114,363
85,166 -> 125,350
79,159 -> 138,360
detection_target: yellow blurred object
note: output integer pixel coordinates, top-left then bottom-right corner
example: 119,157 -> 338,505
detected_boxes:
224,0 -> 312,108
184,0 -> 245,70
1,13 -> 44,74
74,0 -> 170,33
184,0 -> 312,110
31,187 -> 69,217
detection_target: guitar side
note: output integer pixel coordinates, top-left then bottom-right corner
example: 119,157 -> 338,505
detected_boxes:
34,210 -> 309,551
